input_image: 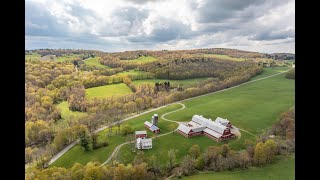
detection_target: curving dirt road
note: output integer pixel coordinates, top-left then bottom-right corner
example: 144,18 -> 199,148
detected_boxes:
161,103 -> 186,123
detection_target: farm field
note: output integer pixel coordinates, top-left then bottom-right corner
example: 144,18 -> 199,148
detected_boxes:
250,67 -> 290,80
56,54 -> 81,62
166,73 -> 295,135
180,155 -> 295,180
83,57 -> 111,69
85,83 -> 133,99
56,101 -> 87,120
203,54 -> 245,61
121,55 -> 157,63
132,77 -> 214,88
25,53 -> 41,60
52,68 -> 294,168
116,70 -> 151,76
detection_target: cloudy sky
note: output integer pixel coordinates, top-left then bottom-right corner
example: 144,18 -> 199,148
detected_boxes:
25,0 -> 295,53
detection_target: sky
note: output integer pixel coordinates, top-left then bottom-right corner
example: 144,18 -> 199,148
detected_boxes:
25,0 -> 295,53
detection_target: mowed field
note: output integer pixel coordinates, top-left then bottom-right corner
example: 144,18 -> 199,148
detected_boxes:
85,83 -> 133,99
25,53 -> 41,60
132,77 -> 215,88
54,101 -> 88,130
121,56 -> 157,63
56,54 -> 81,62
116,70 -> 151,76
180,155 -> 295,180
51,67 -> 294,169
203,54 -> 246,61
83,57 -> 111,69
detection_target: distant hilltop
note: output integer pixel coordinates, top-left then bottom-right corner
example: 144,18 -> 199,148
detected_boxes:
264,53 -> 295,60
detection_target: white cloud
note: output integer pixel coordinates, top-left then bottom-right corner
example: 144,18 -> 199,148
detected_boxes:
25,0 -> 295,53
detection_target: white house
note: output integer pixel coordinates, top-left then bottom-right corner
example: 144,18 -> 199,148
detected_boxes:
136,138 -> 152,149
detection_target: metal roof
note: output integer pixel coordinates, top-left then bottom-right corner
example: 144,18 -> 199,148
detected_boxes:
192,115 -> 227,134
177,124 -> 191,134
144,121 -> 153,127
135,130 -> 147,135
215,117 -> 230,126
150,125 -> 159,131
203,128 -> 222,138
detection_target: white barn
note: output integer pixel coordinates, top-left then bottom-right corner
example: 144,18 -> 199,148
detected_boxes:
177,115 -> 235,141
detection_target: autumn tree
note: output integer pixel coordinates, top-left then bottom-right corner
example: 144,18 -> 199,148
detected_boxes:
188,144 -> 201,158
167,149 -> 178,170
181,155 -> 196,175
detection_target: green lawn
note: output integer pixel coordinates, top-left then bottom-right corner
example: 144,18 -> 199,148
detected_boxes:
167,73 -> 295,135
85,83 -> 133,99
180,155 -> 295,180
132,77 -> 215,88
203,54 -> 245,61
83,57 -> 111,69
54,101 -> 88,130
25,53 -> 41,61
116,70 -> 151,76
50,129 -> 127,168
56,54 -> 81,62
250,67 -> 290,80
122,56 -> 157,63
56,101 -> 87,120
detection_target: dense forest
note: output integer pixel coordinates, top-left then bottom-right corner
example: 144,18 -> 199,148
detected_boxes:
26,107 -> 295,179
25,48 -> 289,172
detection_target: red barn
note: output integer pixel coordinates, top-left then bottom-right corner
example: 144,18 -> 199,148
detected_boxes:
135,130 -> 147,139
177,115 -> 235,142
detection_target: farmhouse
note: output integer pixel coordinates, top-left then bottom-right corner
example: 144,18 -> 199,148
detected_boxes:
136,138 -> 152,149
135,130 -> 147,139
177,115 -> 235,142
144,114 -> 161,133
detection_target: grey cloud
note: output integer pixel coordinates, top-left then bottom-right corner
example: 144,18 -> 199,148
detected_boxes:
250,28 -> 295,41
25,1 -> 68,37
126,0 -> 159,4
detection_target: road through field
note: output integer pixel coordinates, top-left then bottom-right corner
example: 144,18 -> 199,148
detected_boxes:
47,68 -> 292,166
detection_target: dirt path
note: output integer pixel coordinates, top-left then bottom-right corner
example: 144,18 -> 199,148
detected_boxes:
161,103 -> 185,123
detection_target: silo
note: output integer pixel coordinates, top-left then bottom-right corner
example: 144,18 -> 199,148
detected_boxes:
153,114 -> 158,126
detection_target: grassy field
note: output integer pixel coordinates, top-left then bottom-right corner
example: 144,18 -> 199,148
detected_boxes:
25,53 -> 41,60
52,68 -> 294,168
122,56 -> 157,63
56,54 -> 81,62
203,54 -> 245,61
56,101 -> 87,120
54,101 -> 88,129
83,57 -> 111,69
132,77 -> 214,88
250,67 -> 290,80
50,129 -> 127,168
85,83 -> 133,99
180,155 -> 295,180
167,73 -> 295,135
116,70 -> 151,76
